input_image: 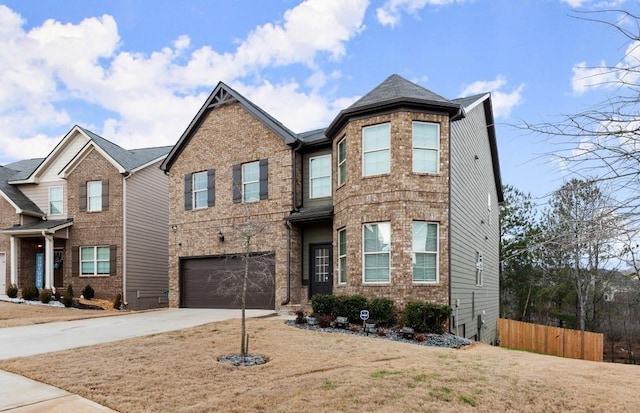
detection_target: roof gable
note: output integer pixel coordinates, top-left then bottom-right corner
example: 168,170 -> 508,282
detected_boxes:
0,165 -> 44,217
161,82 -> 299,172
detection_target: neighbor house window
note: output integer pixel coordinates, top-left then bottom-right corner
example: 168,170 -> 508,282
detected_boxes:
475,251 -> 484,286
192,171 -> 208,209
412,122 -> 439,173
87,181 -> 102,212
49,186 -> 63,215
412,221 -> 438,283
80,246 -> 110,276
338,228 -> 347,284
363,222 -> 390,283
362,123 -> 390,176
233,160 -> 268,204
242,161 -> 260,202
337,137 -> 346,186
310,154 -> 331,198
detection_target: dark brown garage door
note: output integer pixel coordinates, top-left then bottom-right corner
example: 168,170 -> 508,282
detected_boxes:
180,253 -> 275,309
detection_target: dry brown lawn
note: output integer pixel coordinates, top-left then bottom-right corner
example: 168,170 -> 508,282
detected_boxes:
1,316 -> 639,413
0,300 -> 120,328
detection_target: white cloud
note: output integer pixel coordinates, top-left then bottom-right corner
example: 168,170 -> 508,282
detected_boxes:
376,0 -> 464,27
459,76 -> 525,118
0,0 -> 368,163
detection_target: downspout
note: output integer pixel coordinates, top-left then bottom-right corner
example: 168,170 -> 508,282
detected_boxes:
122,171 -> 132,307
282,141 -> 302,306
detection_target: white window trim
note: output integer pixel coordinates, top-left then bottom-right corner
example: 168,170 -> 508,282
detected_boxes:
337,137 -> 346,187
412,121 -> 440,174
309,154 -> 332,199
476,251 -> 484,286
80,245 -> 110,277
338,228 -> 347,284
242,161 -> 260,203
362,123 -> 390,177
48,186 -> 63,216
87,181 -> 102,212
192,171 -> 208,209
412,221 -> 439,284
362,222 -> 391,284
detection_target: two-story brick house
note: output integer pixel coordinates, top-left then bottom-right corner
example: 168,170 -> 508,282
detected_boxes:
0,125 -> 171,310
161,74 -> 503,343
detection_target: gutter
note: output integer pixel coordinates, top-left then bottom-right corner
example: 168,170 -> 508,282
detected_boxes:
281,140 -> 302,306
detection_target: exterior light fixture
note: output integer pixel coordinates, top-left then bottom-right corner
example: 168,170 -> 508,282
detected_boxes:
170,225 -> 178,230
217,231 -> 225,242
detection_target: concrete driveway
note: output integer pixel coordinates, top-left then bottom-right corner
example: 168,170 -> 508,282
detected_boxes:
0,308 -> 275,360
0,308 -> 275,411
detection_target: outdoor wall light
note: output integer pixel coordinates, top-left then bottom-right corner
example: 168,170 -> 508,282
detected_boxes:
217,231 -> 225,242
170,225 -> 178,230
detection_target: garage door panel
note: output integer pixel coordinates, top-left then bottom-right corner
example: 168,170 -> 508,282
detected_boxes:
180,254 -> 275,309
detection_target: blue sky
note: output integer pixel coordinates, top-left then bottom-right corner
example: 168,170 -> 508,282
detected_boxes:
0,0 -> 633,202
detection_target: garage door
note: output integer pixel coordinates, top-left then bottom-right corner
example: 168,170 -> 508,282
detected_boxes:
180,253 -> 275,309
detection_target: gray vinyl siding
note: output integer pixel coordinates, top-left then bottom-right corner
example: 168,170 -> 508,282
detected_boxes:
302,224 -> 333,286
18,181 -> 67,218
449,101 -> 500,344
124,160 -> 169,310
302,148 -> 333,208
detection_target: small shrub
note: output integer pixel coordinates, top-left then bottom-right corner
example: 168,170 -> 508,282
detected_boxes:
403,301 -> 452,333
6,283 -> 18,298
54,290 -> 61,301
376,328 -> 387,337
82,284 -> 95,300
295,309 -> 306,324
39,289 -> 52,304
368,297 -> 395,326
21,285 -> 39,301
318,314 -> 332,328
62,284 -> 74,307
336,295 -> 368,324
113,293 -> 122,310
311,294 -> 337,316
415,333 -> 425,342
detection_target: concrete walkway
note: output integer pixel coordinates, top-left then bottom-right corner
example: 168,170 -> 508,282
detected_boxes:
0,308 -> 275,412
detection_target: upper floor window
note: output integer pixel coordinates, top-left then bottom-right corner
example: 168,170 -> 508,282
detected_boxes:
337,137 -> 346,186
80,246 -> 110,276
310,154 -> 331,198
363,222 -> 390,283
87,181 -> 103,212
338,228 -> 347,284
184,170 -> 214,210
233,160 -> 268,204
362,123 -> 390,176
49,186 -> 63,215
412,122 -> 439,173
192,171 -> 208,209
412,221 -> 438,283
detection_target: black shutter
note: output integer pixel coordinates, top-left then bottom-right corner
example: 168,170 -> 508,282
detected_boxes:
259,159 -> 268,200
232,164 -> 241,204
79,183 -> 87,212
72,247 -> 79,277
102,180 -> 109,211
207,169 -> 215,207
184,173 -> 192,210
110,245 -> 117,275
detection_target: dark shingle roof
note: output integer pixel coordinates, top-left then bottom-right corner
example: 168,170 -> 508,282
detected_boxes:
1,218 -> 73,234
0,165 -> 44,216
297,128 -> 329,145
452,93 -> 488,110
3,158 -> 45,180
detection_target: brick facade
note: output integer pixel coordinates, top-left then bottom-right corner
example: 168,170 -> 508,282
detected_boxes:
0,197 -> 16,290
65,149 -> 123,299
332,111 -> 450,309
166,102 -> 295,307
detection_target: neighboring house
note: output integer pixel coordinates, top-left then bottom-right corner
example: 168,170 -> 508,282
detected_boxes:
0,126 -> 171,310
161,74 -> 503,343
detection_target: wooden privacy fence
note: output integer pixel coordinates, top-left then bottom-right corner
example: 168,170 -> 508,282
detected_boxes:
497,318 -> 603,362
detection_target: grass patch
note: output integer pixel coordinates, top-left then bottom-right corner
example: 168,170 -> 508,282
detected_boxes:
371,369 -> 403,379
459,394 -> 477,406
429,386 -> 452,402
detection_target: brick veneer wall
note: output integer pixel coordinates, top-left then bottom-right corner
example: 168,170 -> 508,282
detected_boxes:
65,149 -> 123,300
0,197 -> 16,289
167,102 -> 295,308
332,110 -> 451,310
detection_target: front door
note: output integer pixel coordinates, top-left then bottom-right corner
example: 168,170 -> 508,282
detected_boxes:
54,249 -> 64,289
310,244 -> 333,298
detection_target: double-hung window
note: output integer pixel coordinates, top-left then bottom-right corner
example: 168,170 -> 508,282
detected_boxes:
49,186 -> 63,215
362,123 -> 390,176
337,137 -> 346,186
412,122 -> 439,173
310,154 -> 331,198
363,222 -> 390,283
338,228 -> 347,284
192,171 -> 208,209
87,181 -> 102,212
80,246 -> 110,276
242,161 -> 260,202
412,221 -> 438,283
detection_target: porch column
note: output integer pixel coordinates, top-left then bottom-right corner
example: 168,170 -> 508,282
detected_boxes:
44,234 -> 54,290
10,236 -> 18,285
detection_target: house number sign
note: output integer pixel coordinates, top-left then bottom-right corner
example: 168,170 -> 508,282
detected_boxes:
360,310 -> 369,321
